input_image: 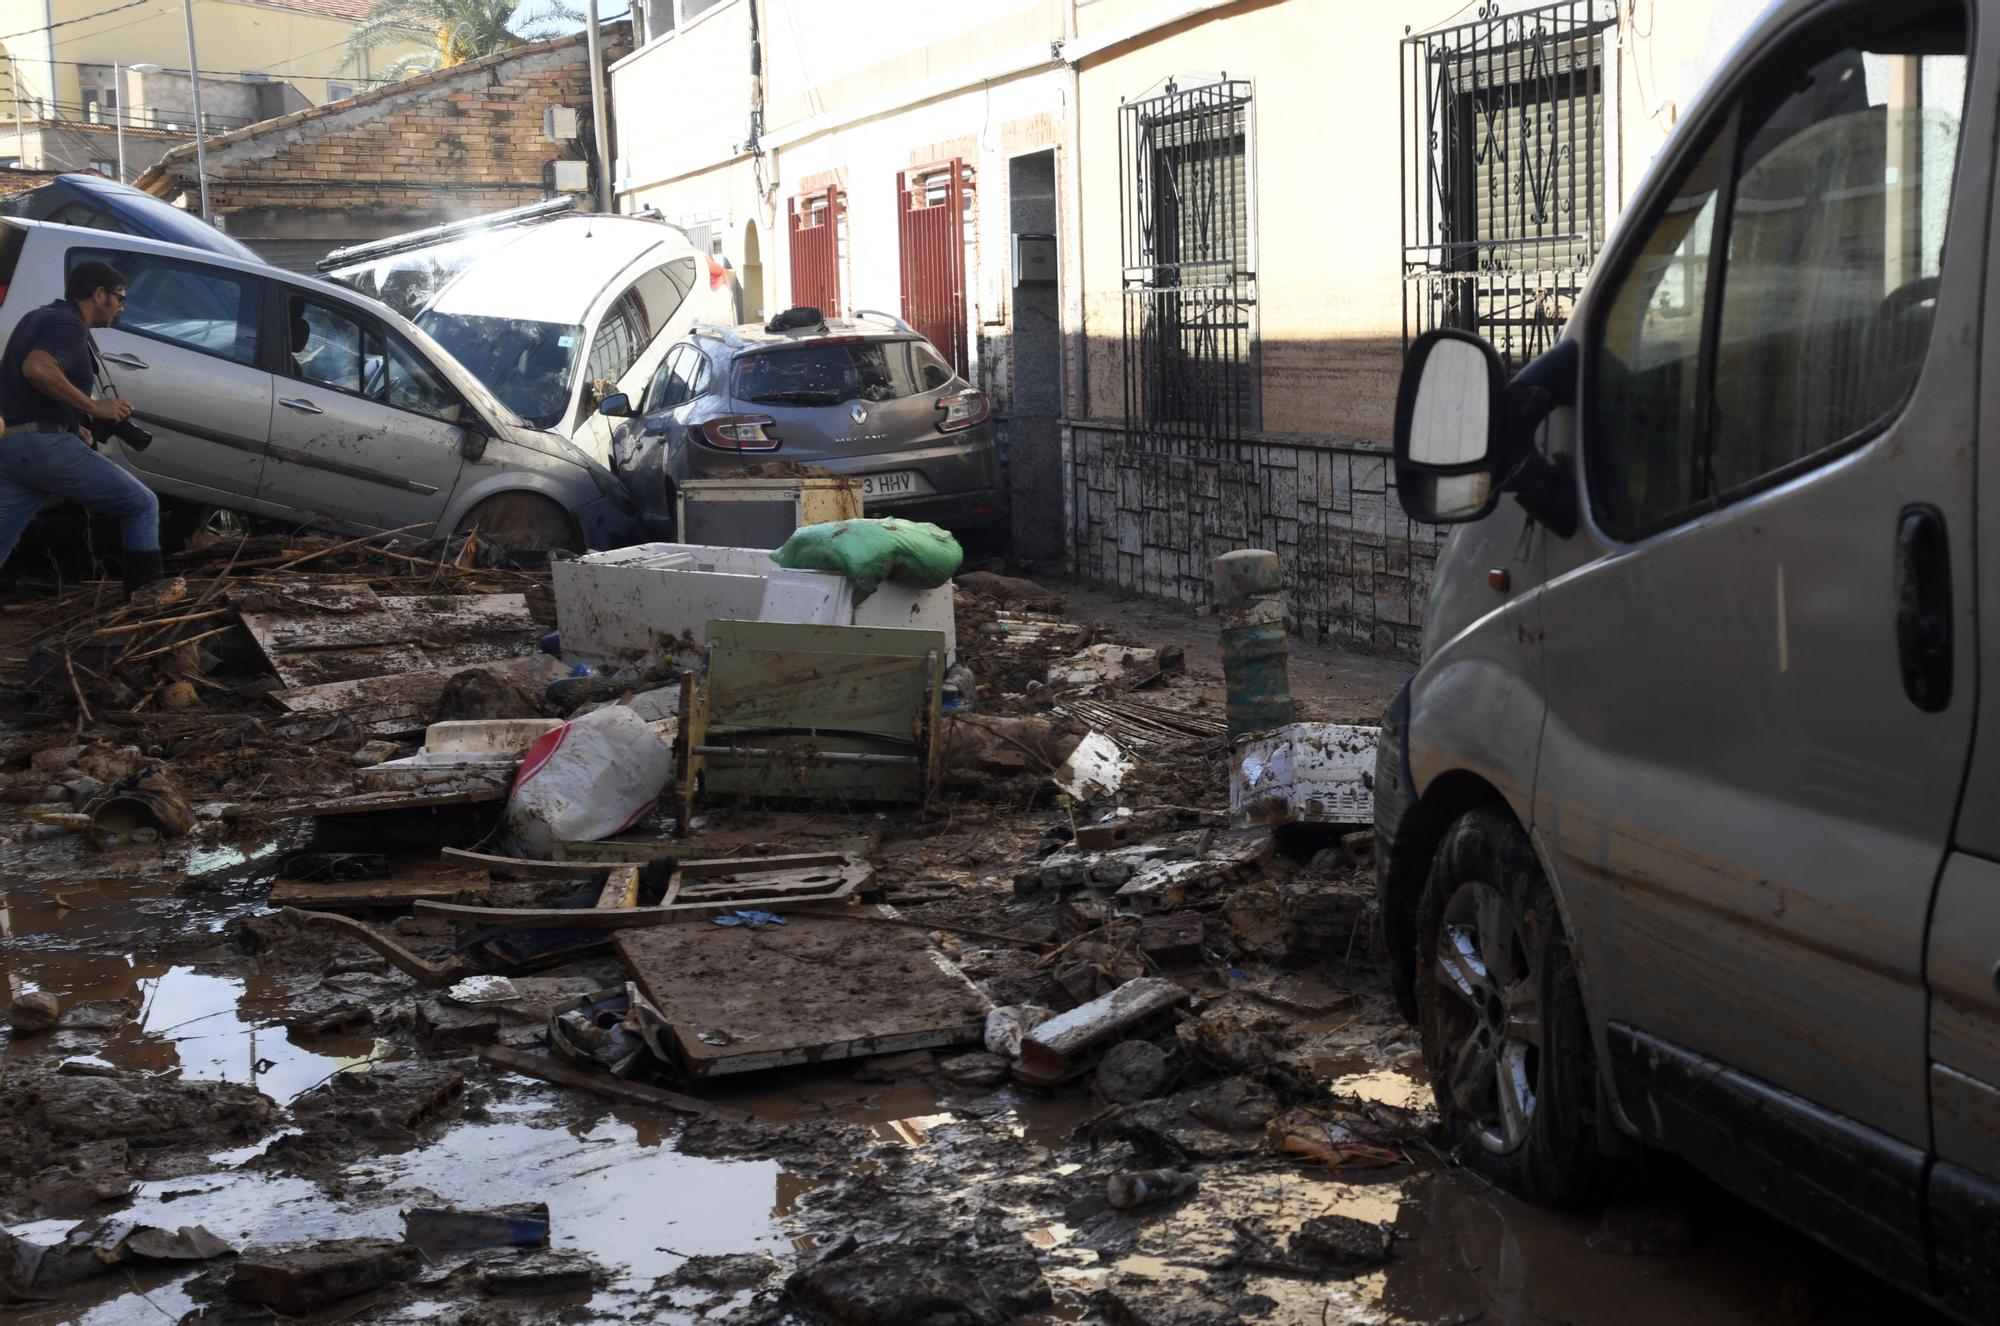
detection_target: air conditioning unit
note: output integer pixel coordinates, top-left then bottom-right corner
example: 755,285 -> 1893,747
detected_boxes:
543,106 -> 579,141
551,159 -> 588,193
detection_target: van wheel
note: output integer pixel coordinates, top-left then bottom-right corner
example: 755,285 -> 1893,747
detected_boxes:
456,493 -> 576,554
1415,807 -> 1613,1207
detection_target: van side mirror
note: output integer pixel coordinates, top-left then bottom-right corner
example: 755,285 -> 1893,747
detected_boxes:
1393,329 -> 1508,524
1394,332 -> 1578,536
597,392 -> 634,418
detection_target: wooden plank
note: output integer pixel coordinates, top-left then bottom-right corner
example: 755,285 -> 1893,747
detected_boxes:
479,1045 -> 751,1122
595,866 -> 640,909
679,852 -> 848,878
269,870 -> 493,911
414,860 -> 869,931
234,590 -> 535,688
281,908 -> 471,986
614,911 -> 987,1078
274,655 -> 568,735
310,783 -> 507,817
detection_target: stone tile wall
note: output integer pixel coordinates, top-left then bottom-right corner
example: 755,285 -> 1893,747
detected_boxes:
1066,425 -> 1445,660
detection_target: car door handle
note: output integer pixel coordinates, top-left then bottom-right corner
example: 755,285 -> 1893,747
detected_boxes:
279,398 -> 325,415
101,351 -> 148,370
1896,503 -> 1952,712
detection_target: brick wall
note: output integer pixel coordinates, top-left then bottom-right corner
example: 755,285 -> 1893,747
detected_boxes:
143,33 -> 627,238
1067,425 -> 1444,660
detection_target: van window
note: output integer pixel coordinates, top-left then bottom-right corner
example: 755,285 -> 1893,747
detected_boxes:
73,247 -> 260,366
1588,9 -> 1967,536
631,257 -> 698,340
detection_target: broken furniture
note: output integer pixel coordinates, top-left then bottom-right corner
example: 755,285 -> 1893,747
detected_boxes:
551,541 -> 955,668
676,475 -> 863,548
416,854 -> 872,931
1230,723 -> 1380,828
615,910 -> 990,1077
676,621 -> 947,821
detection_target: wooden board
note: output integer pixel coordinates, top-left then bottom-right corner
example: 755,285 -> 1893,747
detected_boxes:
273,655 -> 568,735
234,586 -> 537,688
614,910 -> 988,1078
269,865 -> 494,911
479,1045 -> 751,1121
413,859 -> 869,931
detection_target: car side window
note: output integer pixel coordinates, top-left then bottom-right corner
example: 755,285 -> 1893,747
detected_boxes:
383,335 -> 463,423
584,298 -> 641,401
647,345 -> 691,413
291,298 -> 372,394
75,248 -> 260,366
1588,10 -> 1967,537
910,341 -> 955,392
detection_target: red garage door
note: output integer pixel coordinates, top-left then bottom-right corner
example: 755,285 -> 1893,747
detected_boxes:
788,185 -> 842,314
897,161 -> 970,372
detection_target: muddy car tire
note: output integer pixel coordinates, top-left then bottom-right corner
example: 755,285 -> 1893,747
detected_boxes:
456,493 -> 577,554
1415,806 -> 1612,1207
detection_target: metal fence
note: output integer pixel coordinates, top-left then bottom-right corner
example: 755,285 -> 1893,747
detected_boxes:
1401,0 -> 1617,370
1119,76 -> 1258,457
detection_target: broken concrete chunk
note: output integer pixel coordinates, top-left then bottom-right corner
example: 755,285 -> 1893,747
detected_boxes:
1138,913 -> 1205,965
471,1247 -> 600,1296
122,1225 -> 234,1262
786,1230 -> 1051,1325
982,1005 -> 1054,1058
231,1238 -> 418,1309
1014,977 -> 1188,1087
403,1204 -> 550,1255
8,990 -> 61,1033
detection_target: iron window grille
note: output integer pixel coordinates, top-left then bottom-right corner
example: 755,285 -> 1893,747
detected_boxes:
1402,0 -> 1617,370
1120,76 -> 1258,455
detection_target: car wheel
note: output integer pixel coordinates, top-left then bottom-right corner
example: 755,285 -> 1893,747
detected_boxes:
1415,806 -> 1613,1207
456,493 -> 576,554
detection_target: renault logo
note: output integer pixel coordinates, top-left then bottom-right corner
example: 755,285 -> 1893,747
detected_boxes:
851,403 -> 868,424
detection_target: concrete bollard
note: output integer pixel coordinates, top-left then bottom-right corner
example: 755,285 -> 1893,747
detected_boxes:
1213,549 -> 1294,742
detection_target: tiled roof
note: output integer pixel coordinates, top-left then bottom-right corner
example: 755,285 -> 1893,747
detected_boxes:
0,167 -> 106,196
241,0 -> 380,21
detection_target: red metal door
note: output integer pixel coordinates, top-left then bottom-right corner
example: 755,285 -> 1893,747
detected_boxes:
897,161 -> 969,373
788,185 -> 842,314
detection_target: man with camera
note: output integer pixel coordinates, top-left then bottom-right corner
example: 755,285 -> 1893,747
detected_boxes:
0,259 -> 168,600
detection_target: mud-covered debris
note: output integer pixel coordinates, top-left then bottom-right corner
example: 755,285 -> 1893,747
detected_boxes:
17,1140 -> 135,1217
435,665 -> 549,723
1106,1166 -> 1196,1210
1174,1002 -> 1300,1077
1015,977 -> 1187,1088
983,1004 -> 1054,1058
417,995 -> 503,1052
1290,1213 -> 1393,1270
786,1223 -> 1052,1325
852,1049 -> 934,1083
939,1051 -> 1010,1089
1095,1040 -> 1175,1103
468,1247 -> 602,1297
282,1001 -> 376,1039
286,1062 -> 465,1147
1138,913 -> 1205,965
4,1221 -> 232,1294
1263,1106 -> 1405,1170
954,571 -> 1060,605
404,1203 -> 550,1254
664,1251 -> 780,1292
1276,868 -> 1378,964
7,989 -> 60,1033
230,1238 -> 419,1310
0,1073 -> 277,1157
1185,1078 -> 1282,1134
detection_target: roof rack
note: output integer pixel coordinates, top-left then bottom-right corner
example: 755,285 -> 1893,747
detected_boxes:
853,308 -> 915,334
690,322 -> 750,347
316,195 -> 578,272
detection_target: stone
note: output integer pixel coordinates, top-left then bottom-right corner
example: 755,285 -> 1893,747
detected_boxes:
230,1238 -> 418,1309
1094,1040 -> 1175,1103
1291,1213 -> 1393,1269
939,1052 -> 1010,1089
8,990 -> 61,1034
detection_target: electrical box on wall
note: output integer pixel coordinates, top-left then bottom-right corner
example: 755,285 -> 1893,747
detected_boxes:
1014,233 -> 1056,287
551,159 -> 589,193
544,106 -> 580,141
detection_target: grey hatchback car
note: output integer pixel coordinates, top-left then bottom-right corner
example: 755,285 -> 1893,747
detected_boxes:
599,308 -> 1002,541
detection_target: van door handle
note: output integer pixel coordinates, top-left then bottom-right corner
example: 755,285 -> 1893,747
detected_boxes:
279,398 -> 324,415
1895,503 -> 1952,712
101,352 -> 148,370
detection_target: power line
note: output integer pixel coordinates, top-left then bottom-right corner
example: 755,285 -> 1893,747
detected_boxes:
0,0 -> 159,45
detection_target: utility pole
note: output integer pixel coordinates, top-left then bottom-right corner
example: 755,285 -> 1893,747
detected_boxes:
584,0 -> 612,213
177,0 -> 211,221
8,55 -> 22,169
113,61 -> 125,182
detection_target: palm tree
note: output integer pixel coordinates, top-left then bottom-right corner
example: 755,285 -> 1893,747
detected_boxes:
343,0 -> 584,83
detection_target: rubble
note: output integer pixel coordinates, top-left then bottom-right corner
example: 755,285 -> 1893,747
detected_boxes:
229,1237 -> 419,1309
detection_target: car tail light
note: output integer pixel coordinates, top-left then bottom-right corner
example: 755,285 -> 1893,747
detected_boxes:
937,390 -> 989,432
696,414 -> 781,451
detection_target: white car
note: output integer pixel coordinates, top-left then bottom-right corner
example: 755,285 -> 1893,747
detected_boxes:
327,215 -> 738,467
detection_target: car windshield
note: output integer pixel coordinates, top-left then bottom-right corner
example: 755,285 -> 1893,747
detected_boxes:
415,311 -> 582,429
731,339 -> 936,406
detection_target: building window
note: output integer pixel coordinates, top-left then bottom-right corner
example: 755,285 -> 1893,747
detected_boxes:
88,159 -> 116,175
1118,76 -> 1258,449
327,82 -> 354,101
1401,0 -> 1617,369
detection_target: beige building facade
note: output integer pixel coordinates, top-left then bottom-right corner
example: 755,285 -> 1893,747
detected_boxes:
610,0 -> 1764,654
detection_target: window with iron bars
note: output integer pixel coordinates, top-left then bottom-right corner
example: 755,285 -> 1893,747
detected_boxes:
1402,1 -> 1617,370
1120,77 -> 1258,451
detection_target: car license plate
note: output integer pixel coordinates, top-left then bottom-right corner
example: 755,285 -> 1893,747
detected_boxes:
863,470 -> 919,498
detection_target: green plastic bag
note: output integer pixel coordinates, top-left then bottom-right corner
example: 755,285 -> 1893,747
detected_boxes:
771,517 -> 964,596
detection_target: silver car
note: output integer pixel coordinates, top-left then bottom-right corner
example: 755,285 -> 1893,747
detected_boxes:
0,219 -> 639,550
598,309 -> 1002,542
1379,0 -> 1996,1319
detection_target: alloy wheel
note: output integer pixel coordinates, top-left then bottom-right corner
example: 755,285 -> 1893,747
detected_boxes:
1431,880 -> 1544,1154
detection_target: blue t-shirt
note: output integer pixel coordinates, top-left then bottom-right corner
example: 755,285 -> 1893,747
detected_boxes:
0,300 -> 93,432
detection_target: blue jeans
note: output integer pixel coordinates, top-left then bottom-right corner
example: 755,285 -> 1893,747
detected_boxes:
0,429 -> 160,570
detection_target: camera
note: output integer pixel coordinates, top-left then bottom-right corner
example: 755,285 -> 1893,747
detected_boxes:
107,417 -> 151,451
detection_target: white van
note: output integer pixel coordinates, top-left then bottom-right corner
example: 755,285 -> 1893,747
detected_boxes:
328,215 -> 738,466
